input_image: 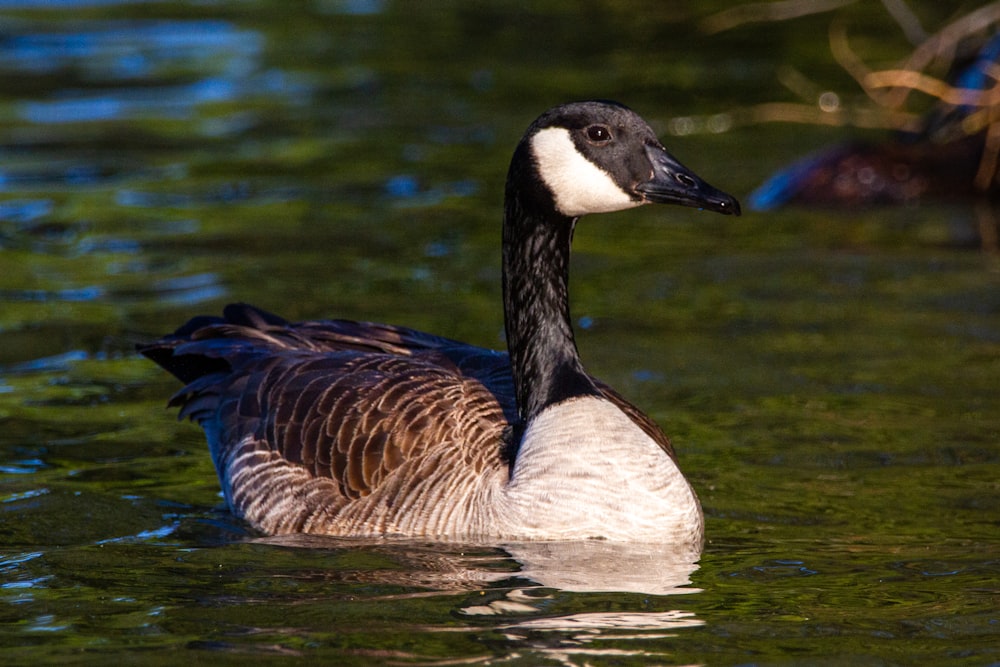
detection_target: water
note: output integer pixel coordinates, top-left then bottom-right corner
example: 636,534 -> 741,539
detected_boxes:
0,1 -> 998,664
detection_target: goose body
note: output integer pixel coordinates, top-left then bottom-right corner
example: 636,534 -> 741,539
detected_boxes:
141,100 -> 740,545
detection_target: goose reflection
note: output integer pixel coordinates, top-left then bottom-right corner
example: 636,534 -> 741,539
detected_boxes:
249,535 -> 704,662
253,534 -> 701,598
501,540 -> 701,596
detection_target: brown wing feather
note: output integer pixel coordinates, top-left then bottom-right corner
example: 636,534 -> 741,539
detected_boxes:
220,349 -> 509,481
140,304 -> 515,534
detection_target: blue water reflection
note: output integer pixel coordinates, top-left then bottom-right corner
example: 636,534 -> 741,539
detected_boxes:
0,199 -> 52,222
3,19 -> 311,126
1,20 -> 259,77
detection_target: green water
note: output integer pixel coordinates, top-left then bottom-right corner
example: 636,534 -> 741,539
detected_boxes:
0,1 -> 998,664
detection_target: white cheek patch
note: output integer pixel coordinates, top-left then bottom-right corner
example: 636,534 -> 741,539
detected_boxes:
530,127 -> 644,217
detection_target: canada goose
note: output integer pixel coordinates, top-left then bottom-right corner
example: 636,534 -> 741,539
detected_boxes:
140,100 -> 740,544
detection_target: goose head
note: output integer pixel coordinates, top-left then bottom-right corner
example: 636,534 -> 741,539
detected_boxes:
519,100 -> 740,219
502,101 -> 740,422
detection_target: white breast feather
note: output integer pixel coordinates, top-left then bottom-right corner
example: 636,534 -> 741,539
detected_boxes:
499,396 -> 703,544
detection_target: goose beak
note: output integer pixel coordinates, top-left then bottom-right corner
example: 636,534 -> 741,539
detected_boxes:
636,144 -> 741,216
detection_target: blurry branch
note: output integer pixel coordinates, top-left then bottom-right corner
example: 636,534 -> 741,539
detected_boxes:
899,2 -> 1000,81
864,69 -> 1000,108
685,0 -> 1000,192
741,102 -> 917,128
880,0 -> 926,45
664,101 -> 917,138
840,1 -> 1000,189
829,3 -> 1000,110
977,115 -> 1000,190
699,0 -> 856,35
827,19 -> 902,111
698,0 -> 1000,123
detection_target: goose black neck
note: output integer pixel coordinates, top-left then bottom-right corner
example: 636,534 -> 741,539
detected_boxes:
502,149 -> 601,422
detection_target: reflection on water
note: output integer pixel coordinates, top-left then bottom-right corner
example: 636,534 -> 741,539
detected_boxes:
257,535 -> 701,596
3,20 -> 260,77
251,535 -> 703,664
0,0 -> 997,664
505,540 -> 700,596
5,19 -> 280,126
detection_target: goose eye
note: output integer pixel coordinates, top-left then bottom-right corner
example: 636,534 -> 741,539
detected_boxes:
585,125 -> 612,144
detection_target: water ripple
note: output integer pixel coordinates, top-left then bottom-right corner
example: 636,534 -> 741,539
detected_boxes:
0,199 -> 53,223
20,78 -> 250,124
4,350 -> 89,374
0,459 -> 48,475
1,20 -> 261,78
0,551 -> 44,571
96,522 -> 179,545
4,20 -> 310,127
0,287 -> 105,302
147,273 -> 227,306
1,488 -> 50,503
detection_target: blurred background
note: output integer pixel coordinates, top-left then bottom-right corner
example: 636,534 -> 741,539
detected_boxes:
0,1 -> 997,664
